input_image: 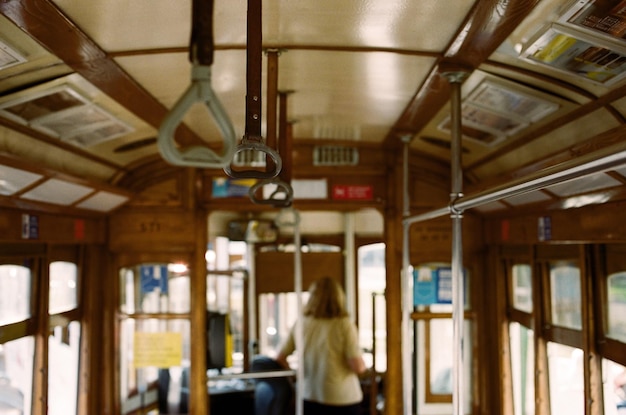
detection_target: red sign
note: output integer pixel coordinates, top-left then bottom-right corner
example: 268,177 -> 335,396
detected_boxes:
74,219 -> 85,240
331,185 -> 373,200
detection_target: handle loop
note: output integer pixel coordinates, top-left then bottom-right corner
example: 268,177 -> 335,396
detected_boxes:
249,178 -> 293,207
158,66 -> 236,167
158,0 -> 237,168
223,137 -> 283,179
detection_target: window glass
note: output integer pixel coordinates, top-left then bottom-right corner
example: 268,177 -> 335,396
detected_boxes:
549,262 -> 582,329
547,342 -> 584,415
509,322 -> 535,415
602,359 -> 626,415
48,321 -> 81,415
49,261 -> 78,314
0,336 -> 34,415
120,264 -> 190,314
428,319 -> 472,405
0,265 -> 31,325
512,264 -> 532,312
258,292 -> 308,360
358,243 -> 386,372
607,271 -> 626,342
429,319 -> 453,395
119,318 -> 190,415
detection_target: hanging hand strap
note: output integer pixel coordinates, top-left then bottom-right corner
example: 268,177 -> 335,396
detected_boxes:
224,0 -> 283,180
158,0 -> 236,168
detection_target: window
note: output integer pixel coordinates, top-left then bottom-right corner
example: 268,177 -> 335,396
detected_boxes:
0,263 -> 34,415
607,271 -> 626,342
509,322 -> 535,415
412,263 -> 473,410
49,261 -> 78,314
118,263 -> 191,414
547,342 -> 584,415
512,264 -> 532,313
0,336 -> 34,415
258,292 -> 308,360
48,260 -> 81,415
549,262 -> 582,330
0,264 -> 31,325
602,359 -> 626,415
358,243 -> 386,372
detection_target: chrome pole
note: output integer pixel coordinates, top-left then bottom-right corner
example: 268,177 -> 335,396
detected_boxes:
444,70 -> 469,415
404,143 -> 626,227
400,135 -> 413,415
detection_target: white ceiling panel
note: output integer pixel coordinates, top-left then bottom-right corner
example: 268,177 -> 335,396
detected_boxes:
21,178 -> 93,205
545,172 -> 623,197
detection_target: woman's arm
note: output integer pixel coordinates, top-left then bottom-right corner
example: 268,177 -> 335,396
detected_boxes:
276,352 -> 291,369
347,355 -> 367,374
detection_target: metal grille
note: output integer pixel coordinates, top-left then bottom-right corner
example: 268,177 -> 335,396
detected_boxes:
313,146 -> 359,166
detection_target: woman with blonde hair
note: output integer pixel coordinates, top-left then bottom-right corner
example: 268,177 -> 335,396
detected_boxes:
276,277 -> 366,415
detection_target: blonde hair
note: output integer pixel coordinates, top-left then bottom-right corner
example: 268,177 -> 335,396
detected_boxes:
303,277 -> 348,318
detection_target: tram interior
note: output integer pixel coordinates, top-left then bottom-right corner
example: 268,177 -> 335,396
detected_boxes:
2,0 -> 626,415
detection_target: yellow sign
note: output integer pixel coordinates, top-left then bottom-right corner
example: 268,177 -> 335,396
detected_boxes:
134,332 -> 182,368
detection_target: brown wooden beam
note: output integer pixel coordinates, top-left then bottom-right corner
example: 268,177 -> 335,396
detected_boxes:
0,0 -> 203,147
384,0 -> 541,147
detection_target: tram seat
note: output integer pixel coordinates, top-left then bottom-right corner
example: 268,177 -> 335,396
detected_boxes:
251,356 -> 293,415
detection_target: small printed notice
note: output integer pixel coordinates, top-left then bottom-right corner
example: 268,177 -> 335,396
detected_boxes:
134,332 -> 182,368
331,184 -> 373,200
413,266 -> 466,306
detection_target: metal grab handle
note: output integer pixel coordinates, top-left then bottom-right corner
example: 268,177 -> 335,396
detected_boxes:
158,65 -> 236,167
223,138 -> 283,179
248,178 -> 293,207
158,0 -> 236,168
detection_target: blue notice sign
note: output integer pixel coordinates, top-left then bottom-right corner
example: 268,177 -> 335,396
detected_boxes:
140,265 -> 168,294
413,266 -> 466,306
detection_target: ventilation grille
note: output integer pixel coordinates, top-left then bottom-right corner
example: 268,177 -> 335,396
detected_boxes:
0,39 -> 26,70
438,78 -> 559,146
0,83 -> 134,147
313,146 -> 359,166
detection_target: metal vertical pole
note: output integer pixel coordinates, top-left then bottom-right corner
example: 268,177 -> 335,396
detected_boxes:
246,243 -> 258,357
443,70 -> 469,415
400,135 -> 414,415
275,208 -> 303,415
345,212 -> 357,319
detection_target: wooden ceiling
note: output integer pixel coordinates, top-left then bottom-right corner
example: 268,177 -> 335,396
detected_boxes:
2,0 -> 626,212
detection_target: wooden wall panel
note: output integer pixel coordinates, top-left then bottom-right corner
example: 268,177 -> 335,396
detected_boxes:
108,209 -> 198,252
255,251 -> 343,293
484,200 -> 626,244
0,207 -> 105,244
406,213 -> 483,265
